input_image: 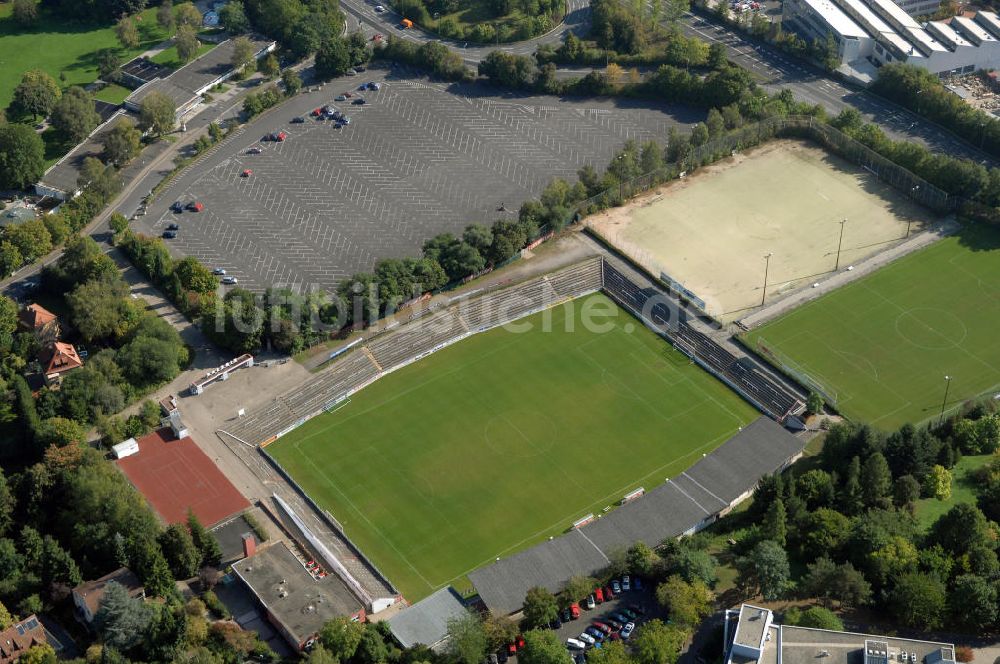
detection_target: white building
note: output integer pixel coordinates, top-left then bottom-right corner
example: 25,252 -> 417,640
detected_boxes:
782,0 -> 1000,81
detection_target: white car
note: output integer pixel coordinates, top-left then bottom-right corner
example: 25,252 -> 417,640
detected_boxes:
621,623 -> 635,640
566,639 -> 586,651
221,276 -> 238,285
585,595 -> 595,610
374,4 -> 386,11
578,632 -> 595,645
622,575 -> 631,591
212,268 -> 226,275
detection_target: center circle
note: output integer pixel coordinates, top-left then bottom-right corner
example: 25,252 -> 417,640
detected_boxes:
484,408 -> 557,458
894,308 -> 967,350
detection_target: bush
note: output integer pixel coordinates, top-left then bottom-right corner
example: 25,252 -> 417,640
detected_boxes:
243,512 -> 269,543
202,590 -> 230,619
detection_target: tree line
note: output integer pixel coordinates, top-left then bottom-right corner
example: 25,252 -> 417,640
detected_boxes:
393,0 -> 565,43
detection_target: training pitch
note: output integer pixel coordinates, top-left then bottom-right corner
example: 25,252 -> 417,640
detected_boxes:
586,140 -> 935,320
267,293 -> 757,600
746,225 -> 1000,429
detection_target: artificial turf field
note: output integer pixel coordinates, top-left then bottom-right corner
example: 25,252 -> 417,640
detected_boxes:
268,293 -> 757,601
746,225 -> 1000,430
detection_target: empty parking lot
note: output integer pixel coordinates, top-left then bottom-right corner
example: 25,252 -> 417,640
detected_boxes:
139,67 -> 691,293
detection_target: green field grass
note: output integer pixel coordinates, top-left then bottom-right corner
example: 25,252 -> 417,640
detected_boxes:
268,293 -> 758,601
0,5 -> 169,109
914,454 -> 992,529
746,225 -> 1000,429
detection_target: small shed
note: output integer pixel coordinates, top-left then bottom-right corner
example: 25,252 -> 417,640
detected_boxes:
112,438 -> 140,459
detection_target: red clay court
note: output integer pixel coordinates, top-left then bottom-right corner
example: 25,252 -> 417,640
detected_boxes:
117,428 -> 250,526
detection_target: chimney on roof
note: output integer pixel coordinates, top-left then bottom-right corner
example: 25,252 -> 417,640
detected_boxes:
242,532 -> 257,558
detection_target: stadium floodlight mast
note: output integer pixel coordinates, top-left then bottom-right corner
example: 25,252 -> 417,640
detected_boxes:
761,252 -> 773,307
940,375 -> 953,422
906,187 -> 919,238
835,218 -> 848,271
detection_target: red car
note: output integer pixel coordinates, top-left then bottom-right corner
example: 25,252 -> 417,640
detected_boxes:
516,635 -> 525,649
604,585 -> 615,600
592,622 -> 611,635
594,587 -> 604,604
570,603 -> 581,619
507,644 -> 516,656
241,169 -> 252,177
311,107 -> 323,116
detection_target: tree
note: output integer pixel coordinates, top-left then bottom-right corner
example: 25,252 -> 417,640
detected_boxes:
96,581 -> 152,651
0,600 -> 11,630
893,474 -> 920,509
890,572 -> 945,630
738,540 -> 790,601
482,614 -> 518,651
282,68 -> 302,96
798,508 -> 851,559
784,606 -> 843,631
6,219 -> 52,262
231,36 -> 256,75
667,546 -> 716,586
707,42 -> 727,69
923,464 -> 952,500
103,119 -> 142,167
319,616 -> 365,660
157,0 -> 175,32
116,16 -> 140,49
97,49 -> 123,83
519,630 -> 568,664
631,619 -> 686,664
159,523 -> 201,579
307,644 -> 339,664
562,575 -> 597,603
763,498 -> 787,546
440,242 -> 485,281
117,335 -> 183,386
10,70 -> 60,121
523,587 -> 559,629
139,92 -> 177,136
187,510 -> 222,567
219,0 -> 250,33
0,469 -> 13,537
18,645 -> 56,664
14,0 -> 39,25
655,575 -> 711,627
588,640 -> 632,664
259,53 -> 280,79
806,391 -> 824,415
690,122 -> 709,146
175,2 -> 202,27
175,25 -> 201,64
626,541 -> 659,577
447,614 -> 487,664
949,574 -> 998,631
861,452 -> 892,508
51,86 -> 100,143
66,278 -> 142,343
929,503 -> 992,555
840,455 -> 863,515
316,37 -> 352,79
35,417 -> 87,448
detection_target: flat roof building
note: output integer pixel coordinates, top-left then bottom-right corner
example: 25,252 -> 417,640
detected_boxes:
387,588 -> 469,651
232,541 -> 366,652
726,605 -> 956,664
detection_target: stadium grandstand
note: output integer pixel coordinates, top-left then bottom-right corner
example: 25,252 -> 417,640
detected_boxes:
468,417 -> 807,615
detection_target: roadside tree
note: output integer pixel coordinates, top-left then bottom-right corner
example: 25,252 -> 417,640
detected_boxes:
103,119 -> 142,167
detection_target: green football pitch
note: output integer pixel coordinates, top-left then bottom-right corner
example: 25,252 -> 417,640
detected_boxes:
746,225 -> 1000,429
268,293 -> 757,601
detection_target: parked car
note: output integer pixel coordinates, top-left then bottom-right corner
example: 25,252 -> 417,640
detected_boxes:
578,632 -> 595,646
358,83 -> 368,91
221,276 -> 238,285
353,98 -> 367,105
561,608 -> 573,623
620,609 -> 637,621
488,655 -> 499,664
606,619 -> 622,631
367,81 -> 380,90
585,596 -> 595,610
343,91 -> 353,97
622,575 -> 630,591
241,169 -> 253,177
170,201 -> 183,212
354,65 -> 366,72
246,146 -> 262,154
610,613 -> 629,625
628,604 -> 645,615
604,585 -> 614,600
566,639 -> 586,651
291,116 -> 305,123
570,603 -> 581,619
374,4 -> 386,11
549,616 -> 562,630
516,636 -> 525,649
585,627 -> 605,642
162,230 -> 177,239
611,580 -> 621,594
592,622 -> 611,635
573,654 -> 586,664
621,623 -> 635,640
212,268 -> 226,275
166,223 -> 180,231
336,95 -> 347,101
185,201 -> 203,212
341,116 -> 352,125
311,107 -> 323,117
594,588 -> 604,604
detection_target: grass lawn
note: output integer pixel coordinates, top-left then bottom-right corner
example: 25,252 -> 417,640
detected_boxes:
0,4 -> 170,109
745,225 -> 1000,429
914,454 -> 993,530
149,41 -> 216,69
268,293 -> 758,601
92,83 -> 132,105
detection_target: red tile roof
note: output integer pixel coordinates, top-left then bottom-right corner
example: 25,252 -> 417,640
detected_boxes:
44,341 -> 83,375
0,615 -> 46,664
18,304 -> 57,331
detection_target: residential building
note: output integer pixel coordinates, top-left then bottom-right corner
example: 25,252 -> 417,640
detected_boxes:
0,615 -> 46,664
72,568 -> 145,625
232,541 -> 366,652
17,304 -> 59,341
42,341 -> 83,384
725,604 -> 956,664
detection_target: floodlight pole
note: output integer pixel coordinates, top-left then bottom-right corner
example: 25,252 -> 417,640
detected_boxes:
939,375 -> 952,423
906,186 -> 919,238
835,219 -> 847,271
761,252 -> 773,307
